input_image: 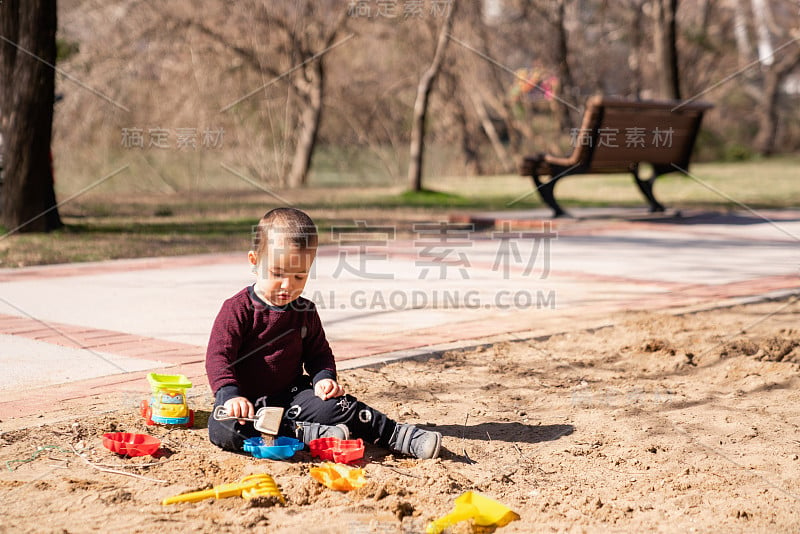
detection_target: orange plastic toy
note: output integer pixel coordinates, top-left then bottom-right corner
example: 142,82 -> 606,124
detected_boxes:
309,462 -> 366,491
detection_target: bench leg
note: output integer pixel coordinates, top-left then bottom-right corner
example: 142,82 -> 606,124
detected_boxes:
631,168 -> 666,213
531,173 -> 567,218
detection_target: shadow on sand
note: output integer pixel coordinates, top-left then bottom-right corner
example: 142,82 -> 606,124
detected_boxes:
433,422 -> 574,444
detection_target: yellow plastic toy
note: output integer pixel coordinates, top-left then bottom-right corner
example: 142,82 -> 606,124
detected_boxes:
141,373 -> 194,427
309,462 -> 366,491
426,491 -> 520,534
161,474 -> 284,505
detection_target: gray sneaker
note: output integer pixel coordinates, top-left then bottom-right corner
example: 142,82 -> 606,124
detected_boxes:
294,421 -> 350,444
390,424 -> 442,459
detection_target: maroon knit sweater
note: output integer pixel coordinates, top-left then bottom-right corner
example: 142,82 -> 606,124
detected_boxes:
205,286 -> 336,403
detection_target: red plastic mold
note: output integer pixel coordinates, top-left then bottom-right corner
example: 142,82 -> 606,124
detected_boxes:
102,432 -> 161,457
308,437 -> 365,464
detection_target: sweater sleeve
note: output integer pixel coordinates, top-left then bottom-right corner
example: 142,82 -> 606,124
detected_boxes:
302,303 -> 337,386
205,296 -> 250,397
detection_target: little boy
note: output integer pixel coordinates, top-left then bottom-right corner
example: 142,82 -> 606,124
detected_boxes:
206,207 -> 442,459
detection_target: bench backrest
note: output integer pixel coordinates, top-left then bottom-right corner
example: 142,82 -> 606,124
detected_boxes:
572,96 -> 713,173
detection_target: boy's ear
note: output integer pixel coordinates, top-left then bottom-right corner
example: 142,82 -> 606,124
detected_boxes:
247,251 -> 258,266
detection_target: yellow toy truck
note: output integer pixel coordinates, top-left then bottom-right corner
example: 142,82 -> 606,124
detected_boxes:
140,372 -> 194,427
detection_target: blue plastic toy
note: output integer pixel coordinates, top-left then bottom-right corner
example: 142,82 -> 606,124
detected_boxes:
243,436 -> 304,460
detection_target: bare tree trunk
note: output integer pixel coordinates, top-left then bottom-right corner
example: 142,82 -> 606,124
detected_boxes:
553,0 -> 576,129
754,69 -> 781,156
284,8 -> 349,188
179,5 -> 346,189
749,0 -> 800,155
732,0 -> 753,67
652,0 -> 682,99
288,63 -> 323,188
469,90 -> 511,171
751,0 -> 774,66
0,0 -> 63,232
754,51 -> 800,155
473,10 -> 529,153
455,98 -> 482,175
407,1 -> 456,192
628,0 -> 646,99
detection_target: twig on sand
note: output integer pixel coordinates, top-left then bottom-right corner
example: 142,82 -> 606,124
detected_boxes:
87,460 -> 168,469
70,444 -> 167,484
157,428 -> 182,451
377,464 -> 425,479
514,443 -> 554,475
514,443 -> 541,467
461,412 -> 476,464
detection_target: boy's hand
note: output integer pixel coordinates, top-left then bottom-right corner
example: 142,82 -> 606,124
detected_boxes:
223,396 -> 255,424
314,379 -> 344,400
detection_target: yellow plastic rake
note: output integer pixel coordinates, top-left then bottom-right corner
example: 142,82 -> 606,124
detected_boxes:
161,474 -> 284,505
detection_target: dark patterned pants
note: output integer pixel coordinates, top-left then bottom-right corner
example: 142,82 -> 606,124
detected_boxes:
208,375 -> 397,452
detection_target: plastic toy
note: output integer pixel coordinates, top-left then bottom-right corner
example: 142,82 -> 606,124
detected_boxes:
309,462 -> 366,491
212,405 -> 284,436
140,373 -> 194,427
308,437 -> 365,464
161,474 -> 284,505
426,491 -> 520,534
243,436 -> 304,460
102,432 -> 161,457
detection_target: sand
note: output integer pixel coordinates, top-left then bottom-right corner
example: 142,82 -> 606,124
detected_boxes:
1,297 -> 799,533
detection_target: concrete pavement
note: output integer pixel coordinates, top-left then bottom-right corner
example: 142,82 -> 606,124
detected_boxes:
1,208 -> 797,424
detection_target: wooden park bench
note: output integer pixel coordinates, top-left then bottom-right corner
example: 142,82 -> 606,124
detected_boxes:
519,96 -> 713,217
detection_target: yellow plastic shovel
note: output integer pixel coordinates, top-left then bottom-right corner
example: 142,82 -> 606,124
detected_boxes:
426,491 -> 520,533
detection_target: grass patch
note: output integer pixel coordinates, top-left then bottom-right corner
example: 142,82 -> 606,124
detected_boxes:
384,189 -> 494,208
153,206 -> 174,217
0,219 -> 254,268
376,188 -> 540,210
2,156 -> 798,268
56,37 -> 80,62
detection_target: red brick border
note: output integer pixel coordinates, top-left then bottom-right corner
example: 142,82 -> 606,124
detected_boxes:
2,270 -> 798,418
0,313 -> 205,364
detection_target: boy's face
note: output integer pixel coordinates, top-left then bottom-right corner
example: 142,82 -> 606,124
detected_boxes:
248,233 -> 315,307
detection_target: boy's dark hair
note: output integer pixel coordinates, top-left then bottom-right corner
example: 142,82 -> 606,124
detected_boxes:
253,207 -> 318,259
